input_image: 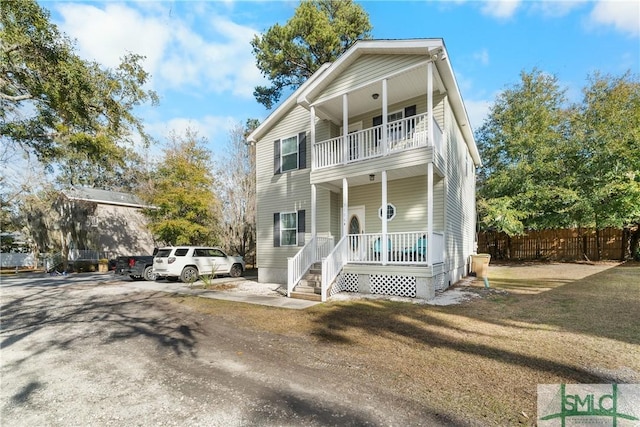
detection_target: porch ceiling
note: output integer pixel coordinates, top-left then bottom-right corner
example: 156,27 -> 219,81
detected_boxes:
312,63 -> 446,125
318,164 -> 444,192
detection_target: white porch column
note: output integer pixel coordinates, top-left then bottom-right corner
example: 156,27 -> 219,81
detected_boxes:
427,163 -> 434,266
310,105 -> 316,169
342,94 -> 349,164
427,61 -> 434,147
381,170 -> 388,265
426,60 -> 434,266
382,79 -> 388,155
342,178 -> 349,238
311,184 -> 317,237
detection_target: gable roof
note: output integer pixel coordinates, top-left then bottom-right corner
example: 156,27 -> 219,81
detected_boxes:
248,38 -> 480,166
61,187 -> 147,208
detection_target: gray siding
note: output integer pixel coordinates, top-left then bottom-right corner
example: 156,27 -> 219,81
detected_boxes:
256,104 -> 312,274
443,97 -> 476,283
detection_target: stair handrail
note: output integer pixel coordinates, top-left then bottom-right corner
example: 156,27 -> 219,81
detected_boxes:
287,237 -> 318,297
321,236 -> 348,302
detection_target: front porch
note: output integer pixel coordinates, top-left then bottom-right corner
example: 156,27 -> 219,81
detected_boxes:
287,230 -> 445,302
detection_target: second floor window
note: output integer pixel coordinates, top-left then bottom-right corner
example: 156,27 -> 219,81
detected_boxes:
274,132 -> 306,174
281,135 -> 298,172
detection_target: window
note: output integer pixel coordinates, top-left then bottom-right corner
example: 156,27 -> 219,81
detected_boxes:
378,203 -> 396,221
273,210 -> 305,247
281,135 -> 298,172
174,248 -> 189,256
280,212 -> 297,246
274,132 -> 306,174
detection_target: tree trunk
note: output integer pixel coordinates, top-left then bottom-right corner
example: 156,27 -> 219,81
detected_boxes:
621,227 -> 629,261
595,228 -> 602,261
630,224 -> 640,261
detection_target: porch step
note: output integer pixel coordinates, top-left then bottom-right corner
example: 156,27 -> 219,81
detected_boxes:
290,263 -> 323,301
290,291 -> 322,302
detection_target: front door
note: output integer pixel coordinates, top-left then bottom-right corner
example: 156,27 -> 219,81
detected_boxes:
347,206 -> 365,261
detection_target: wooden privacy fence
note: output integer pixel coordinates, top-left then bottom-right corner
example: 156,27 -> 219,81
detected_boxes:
478,228 -> 626,261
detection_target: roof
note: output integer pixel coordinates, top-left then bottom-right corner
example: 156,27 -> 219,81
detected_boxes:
61,187 -> 148,208
248,38 -> 481,166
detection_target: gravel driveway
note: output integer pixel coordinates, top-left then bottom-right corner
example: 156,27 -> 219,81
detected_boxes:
1,273 -> 453,426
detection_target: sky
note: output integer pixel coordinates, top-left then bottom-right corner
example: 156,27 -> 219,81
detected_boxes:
40,0 -> 640,157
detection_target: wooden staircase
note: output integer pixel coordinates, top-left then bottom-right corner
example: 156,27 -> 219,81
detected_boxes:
290,262 -> 322,301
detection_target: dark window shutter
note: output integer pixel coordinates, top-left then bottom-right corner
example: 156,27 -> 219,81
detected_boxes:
405,105 -> 417,117
297,210 -> 305,247
298,132 -> 307,169
274,140 -> 281,175
273,213 -> 280,247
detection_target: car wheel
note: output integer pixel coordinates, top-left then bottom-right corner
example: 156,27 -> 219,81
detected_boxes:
143,266 -> 156,281
180,266 -> 198,283
229,264 -> 243,278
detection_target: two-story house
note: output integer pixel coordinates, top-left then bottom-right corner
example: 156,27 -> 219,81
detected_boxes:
248,39 -> 481,302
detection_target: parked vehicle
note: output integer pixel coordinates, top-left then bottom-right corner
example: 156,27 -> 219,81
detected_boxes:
153,247 -> 245,283
115,251 -> 156,281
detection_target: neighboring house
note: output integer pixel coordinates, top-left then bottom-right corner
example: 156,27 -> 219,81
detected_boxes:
248,39 -> 481,301
59,187 -> 156,259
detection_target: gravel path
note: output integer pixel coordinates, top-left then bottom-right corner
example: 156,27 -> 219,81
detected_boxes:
1,273 -> 456,426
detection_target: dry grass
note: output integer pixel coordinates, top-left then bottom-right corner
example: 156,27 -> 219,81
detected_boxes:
174,261 -> 640,425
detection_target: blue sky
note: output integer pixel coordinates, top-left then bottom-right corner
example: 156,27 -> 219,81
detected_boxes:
42,0 -> 639,156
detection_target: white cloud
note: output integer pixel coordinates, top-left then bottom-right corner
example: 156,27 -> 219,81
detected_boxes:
473,49 -> 490,66
54,3 -> 266,99
481,0 -> 521,19
464,99 -> 493,132
532,0 -> 587,18
55,3 -> 169,71
588,0 -> 640,37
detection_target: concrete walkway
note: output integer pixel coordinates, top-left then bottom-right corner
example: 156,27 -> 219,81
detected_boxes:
122,280 -> 320,309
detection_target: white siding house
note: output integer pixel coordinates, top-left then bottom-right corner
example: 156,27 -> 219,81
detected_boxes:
248,39 -> 481,301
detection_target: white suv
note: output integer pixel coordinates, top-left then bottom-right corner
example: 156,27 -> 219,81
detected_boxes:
153,247 -> 245,282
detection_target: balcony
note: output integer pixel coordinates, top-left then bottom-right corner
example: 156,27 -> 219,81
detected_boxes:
313,113 -> 443,170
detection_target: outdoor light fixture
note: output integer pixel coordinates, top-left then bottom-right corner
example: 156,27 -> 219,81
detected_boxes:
369,174 -> 375,181
372,93 -> 379,100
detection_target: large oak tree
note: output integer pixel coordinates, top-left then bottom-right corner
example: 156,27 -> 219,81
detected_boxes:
1,0 -> 158,167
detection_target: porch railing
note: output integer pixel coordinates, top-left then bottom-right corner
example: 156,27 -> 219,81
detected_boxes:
321,235 -> 348,302
313,113 -> 443,169
287,236 -> 335,297
345,231 -> 445,265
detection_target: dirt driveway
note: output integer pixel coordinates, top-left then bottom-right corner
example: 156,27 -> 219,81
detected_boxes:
1,273 -> 456,426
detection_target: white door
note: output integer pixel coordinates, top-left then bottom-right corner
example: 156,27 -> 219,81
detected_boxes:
347,206 -> 365,261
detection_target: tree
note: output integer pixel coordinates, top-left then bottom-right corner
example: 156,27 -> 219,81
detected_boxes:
142,130 -> 220,246
571,72 -> 640,258
251,0 -> 371,109
55,149 -> 148,192
476,69 -> 576,235
1,0 -> 158,168
217,120 -> 258,265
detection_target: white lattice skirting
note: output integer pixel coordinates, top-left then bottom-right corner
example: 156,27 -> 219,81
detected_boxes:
370,274 -> 417,298
331,272 -> 358,296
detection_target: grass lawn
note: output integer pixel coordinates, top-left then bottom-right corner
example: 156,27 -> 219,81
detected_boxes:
175,261 -> 640,425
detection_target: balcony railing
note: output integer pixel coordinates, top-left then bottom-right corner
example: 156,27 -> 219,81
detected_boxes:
313,113 -> 443,169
